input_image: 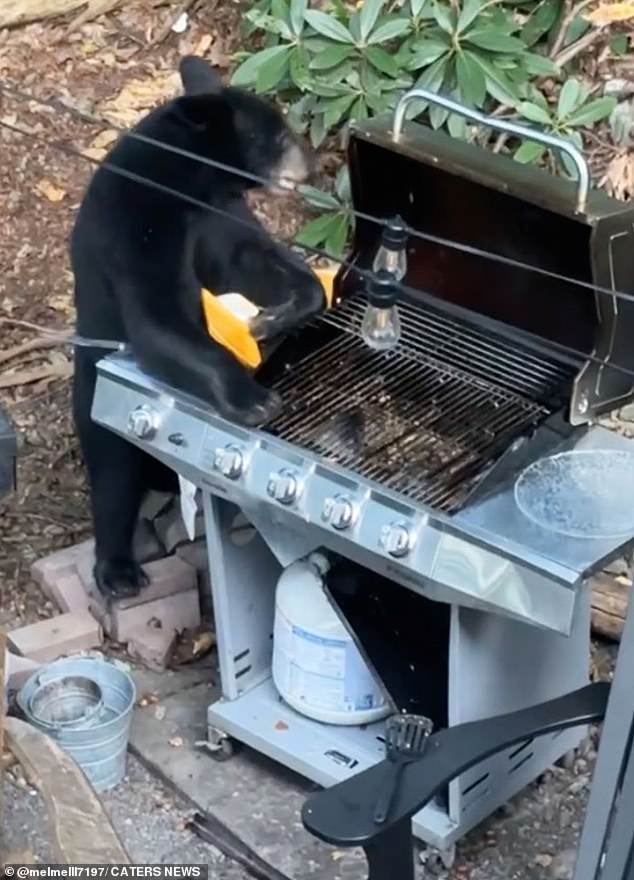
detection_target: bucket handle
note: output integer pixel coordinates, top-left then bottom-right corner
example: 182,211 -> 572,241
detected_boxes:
392,88 -> 590,215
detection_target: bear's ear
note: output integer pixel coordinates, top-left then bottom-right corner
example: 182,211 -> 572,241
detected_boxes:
179,56 -> 223,96
174,94 -> 229,131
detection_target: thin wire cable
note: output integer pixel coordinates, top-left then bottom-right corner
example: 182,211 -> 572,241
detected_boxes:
4,114 -> 634,387
2,81 -> 634,308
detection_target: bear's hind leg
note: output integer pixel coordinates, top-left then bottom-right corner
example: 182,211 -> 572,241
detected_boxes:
73,351 -> 149,600
89,435 -> 150,599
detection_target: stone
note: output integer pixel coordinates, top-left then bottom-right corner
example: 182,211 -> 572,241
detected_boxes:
4,650 -> 41,692
138,490 -> 174,522
86,556 -> 198,640
154,505 -> 205,554
50,573 -> 91,614
31,539 -> 95,600
175,538 -> 209,572
127,624 -> 178,672
132,518 -> 166,564
550,848 -> 577,879
7,612 -> 103,663
104,588 -> 200,642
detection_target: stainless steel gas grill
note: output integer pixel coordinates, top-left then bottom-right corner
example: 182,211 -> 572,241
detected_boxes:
91,92 -> 634,854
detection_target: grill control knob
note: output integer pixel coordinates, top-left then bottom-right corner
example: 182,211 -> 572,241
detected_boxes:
380,522 -> 414,558
213,444 -> 245,480
322,494 -> 356,530
267,468 -> 300,505
127,405 -> 158,440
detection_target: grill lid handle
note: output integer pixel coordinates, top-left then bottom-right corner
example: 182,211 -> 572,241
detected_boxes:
392,89 -> 590,215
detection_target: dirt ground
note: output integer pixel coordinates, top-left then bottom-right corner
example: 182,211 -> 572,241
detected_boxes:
0,1 -> 631,877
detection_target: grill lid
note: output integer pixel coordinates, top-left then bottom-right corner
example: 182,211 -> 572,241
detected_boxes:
339,89 -> 634,425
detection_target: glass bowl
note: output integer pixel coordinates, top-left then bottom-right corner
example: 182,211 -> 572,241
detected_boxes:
514,449 -> 634,539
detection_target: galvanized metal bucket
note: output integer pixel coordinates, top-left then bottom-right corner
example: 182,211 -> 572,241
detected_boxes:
18,656 -> 136,792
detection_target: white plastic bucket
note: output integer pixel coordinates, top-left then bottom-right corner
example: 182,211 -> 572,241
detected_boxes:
272,553 -> 389,725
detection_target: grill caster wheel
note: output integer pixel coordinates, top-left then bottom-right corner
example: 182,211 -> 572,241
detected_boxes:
210,738 -> 237,762
418,843 -> 455,875
206,725 -> 240,762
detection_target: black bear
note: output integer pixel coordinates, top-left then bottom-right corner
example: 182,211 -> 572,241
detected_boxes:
71,56 -> 325,600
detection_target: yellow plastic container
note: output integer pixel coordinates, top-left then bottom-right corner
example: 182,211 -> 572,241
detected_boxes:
201,266 -> 337,369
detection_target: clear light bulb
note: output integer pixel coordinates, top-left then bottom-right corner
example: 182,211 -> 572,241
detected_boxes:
372,215 -> 408,282
361,217 -> 408,352
361,271 -> 401,352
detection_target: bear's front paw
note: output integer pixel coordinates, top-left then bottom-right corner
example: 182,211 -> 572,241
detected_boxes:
219,381 -> 283,427
249,303 -> 294,342
95,558 -> 149,600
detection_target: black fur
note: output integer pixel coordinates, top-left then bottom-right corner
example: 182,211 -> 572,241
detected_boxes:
71,56 -> 325,599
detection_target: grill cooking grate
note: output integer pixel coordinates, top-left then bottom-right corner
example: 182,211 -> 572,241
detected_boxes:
264,297 -> 576,513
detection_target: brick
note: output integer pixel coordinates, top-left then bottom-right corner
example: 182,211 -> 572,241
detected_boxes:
31,539 -> 95,600
154,506 -> 205,554
175,538 -> 209,572
107,589 -> 200,642
50,573 -> 91,614
139,490 -> 174,522
132,518 -> 165,564
126,625 -> 177,672
8,611 -> 103,664
86,555 -> 197,637
4,650 -> 41,693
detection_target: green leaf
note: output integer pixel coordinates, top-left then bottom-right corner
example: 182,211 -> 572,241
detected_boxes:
465,28 -> 525,52
231,45 -> 291,86
323,93 -> 357,128
286,96 -> 311,133
520,0 -> 560,47
407,36 -> 450,68
521,52 -> 560,77
471,54 -> 520,105
268,0 -> 293,38
407,54 -> 449,116
457,0 -> 482,33
563,15 -> 589,47
411,0 -> 427,18
456,50 -> 486,106
432,2 -> 455,33
298,185 -> 341,210
429,104 -> 449,128
305,9 -> 354,42
557,79 -> 582,118
367,18 -> 411,43
360,0 -> 386,41
350,96 -> 370,121
611,34 -> 629,56
558,133 -> 583,177
325,213 -> 350,258
514,141 -> 546,163
566,97 -> 617,127
290,0 -> 307,35
517,100 -> 552,124
447,111 -> 468,139
295,213 -> 339,247
310,80 -> 352,97
309,44 -> 355,69
255,46 -> 292,92
309,113 -> 328,147
289,45 -> 311,89
365,45 -> 399,75
335,166 -> 351,202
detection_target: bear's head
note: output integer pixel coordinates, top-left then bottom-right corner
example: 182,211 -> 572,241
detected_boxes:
176,55 -> 310,195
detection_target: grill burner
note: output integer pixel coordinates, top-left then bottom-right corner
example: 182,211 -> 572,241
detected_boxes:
264,297 -> 576,513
